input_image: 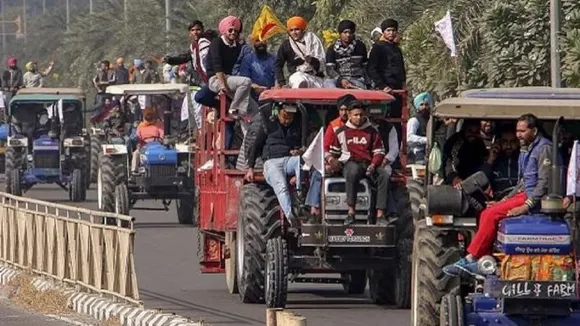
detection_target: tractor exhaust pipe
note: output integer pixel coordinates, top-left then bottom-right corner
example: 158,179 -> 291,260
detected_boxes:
541,116 -> 565,215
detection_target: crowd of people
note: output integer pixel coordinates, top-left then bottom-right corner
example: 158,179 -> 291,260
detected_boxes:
0,57 -> 56,95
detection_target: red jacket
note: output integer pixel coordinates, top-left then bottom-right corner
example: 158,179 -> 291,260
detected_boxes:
326,119 -> 385,166
323,117 -> 346,160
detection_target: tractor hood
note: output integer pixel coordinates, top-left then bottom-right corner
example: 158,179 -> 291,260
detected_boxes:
33,135 -> 60,150
142,141 -> 177,165
0,124 -> 7,141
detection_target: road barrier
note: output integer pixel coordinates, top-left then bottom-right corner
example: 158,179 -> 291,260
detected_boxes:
266,308 -> 307,326
0,192 -> 140,305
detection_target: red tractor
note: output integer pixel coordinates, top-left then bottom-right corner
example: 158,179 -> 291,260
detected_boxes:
195,88 -> 413,308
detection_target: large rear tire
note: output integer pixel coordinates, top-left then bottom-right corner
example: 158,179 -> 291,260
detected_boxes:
176,159 -> 195,225
5,147 -> 22,195
69,168 -> 85,202
411,220 -> 461,326
265,237 -> 288,308
440,294 -> 464,326
90,135 -> 102,183
100,155 -> 127,213
84,132 -> 92,189
408,178 -> 425,224
114,184 -> 130,215
237,183 -> 281,304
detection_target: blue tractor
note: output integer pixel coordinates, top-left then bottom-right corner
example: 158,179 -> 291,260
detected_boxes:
411,88 -> 580,326
4,92 -> 88,201
97,84 -> 196,224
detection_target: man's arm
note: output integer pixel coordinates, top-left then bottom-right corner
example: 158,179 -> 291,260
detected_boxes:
247,126 -> 267,169
384,127 -> 399,165
323,126 -> 336,160
526,145 -> 552,209
274,43 -> 287,86
238,54 -> 252,79
166,52 -> 192,66
327,129 -> 341,160
366,46 -> 386,89
407,118 -> 427,145
325,45 -> 339,79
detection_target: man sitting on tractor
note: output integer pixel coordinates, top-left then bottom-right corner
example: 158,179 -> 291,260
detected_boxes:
325,98 -> 390,226
443,119 -> 488,187
131,108 -> 164,174
481,126 -> 520,200
444,114 -> 554,276
324,19 -> 368,89
245,105 -> 303,225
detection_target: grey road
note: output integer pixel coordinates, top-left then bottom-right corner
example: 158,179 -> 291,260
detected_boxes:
0,303 -> 72,326
19,184 -> 410,326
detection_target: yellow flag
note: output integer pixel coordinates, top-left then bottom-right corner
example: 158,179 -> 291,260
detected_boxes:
251,5 -> 286,42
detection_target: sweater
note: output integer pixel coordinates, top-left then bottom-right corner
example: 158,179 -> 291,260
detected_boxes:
206,37 -> 242,79
367,40 -> 406,89
326,120 -> 385,166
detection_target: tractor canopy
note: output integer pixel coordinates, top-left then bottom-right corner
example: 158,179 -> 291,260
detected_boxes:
259,88 -> 396,105
16,87 -> 86,100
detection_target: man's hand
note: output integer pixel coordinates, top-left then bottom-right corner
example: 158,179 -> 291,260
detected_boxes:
340,79 -> 352,89
507,204 -> 529,217
488,144 -> 500,164
328,157 -> 341,172
304,55 -> 313,64
452,176 -> 462,190
245,168 -> 254,182
563,196 -> 572,209
218,84 -> 229,95
366,164 -> 376,176
290,149 -> 303,156
161,56 -> 169,63
253,84 -> 268,94
381,158 -> 391,168
382,86 -> 393,94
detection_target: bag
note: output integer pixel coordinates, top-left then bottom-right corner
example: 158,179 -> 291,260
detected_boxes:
429,142 -> 442,176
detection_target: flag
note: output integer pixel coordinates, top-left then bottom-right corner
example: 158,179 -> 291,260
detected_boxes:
47,99 -> 64,121
434,10 -> 458,57
566,140 -> 579,196
302,127 -> 325,176
251,5 -> 286,42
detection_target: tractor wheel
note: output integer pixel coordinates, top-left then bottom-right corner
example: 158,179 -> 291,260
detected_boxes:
440,294 -> 464,326
236,183 -> 281,304
90,135 -> 102,183
265,237 -> 288,308
177,159 -> 195,225
84,133 -> 92,189
100,155 -> 128,213
69,169 -> 86,202
411,220 -> 461,326
368,182 -> 414,308
408,178 -> 425,224
225,231 -> 238,294
5,147 -> 22,195
342,271 -> 367,294
0,153 -> 5,174
114,184 -> 130,215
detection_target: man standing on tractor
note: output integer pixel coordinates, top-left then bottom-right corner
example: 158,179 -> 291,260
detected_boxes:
141,60 -> 160,84
407,92 -> 432,164
23,61 -> 55,88
367,19 -> 406,94
274,16 -> 326,89
245,105 -> 302,226
93,60 -> 115,93
325,19 -> 368,89
444,114 -> 553,276
206,15 -> 253,118
3,57 -> 23,94
325,98 -> 390,226
114,57 -> 129,85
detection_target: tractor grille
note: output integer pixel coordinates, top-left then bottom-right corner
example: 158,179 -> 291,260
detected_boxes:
148,165 -> 175,178
34,152 -> 60,169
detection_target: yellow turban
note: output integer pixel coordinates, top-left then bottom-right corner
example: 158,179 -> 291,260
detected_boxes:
287,16 -> 307,31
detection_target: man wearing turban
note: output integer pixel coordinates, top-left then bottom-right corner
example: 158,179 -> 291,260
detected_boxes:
407,92 -> 433,164
324,19 -> 368,89
2,57 -> 23,94
367,18 -> 406,94
23,60 -> 55,88
206,15 -> 255,124
274,16 -> 326,89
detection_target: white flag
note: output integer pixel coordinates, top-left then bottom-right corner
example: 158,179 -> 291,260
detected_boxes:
0,93 -> 5,109
302,127 -> 325,176
47,99 -> 63,121
434,10 -> 458,57
566,140 -> 579,196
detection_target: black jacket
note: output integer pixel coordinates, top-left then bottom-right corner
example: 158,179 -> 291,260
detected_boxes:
481,152 -> 520,198
443,133 -> 488,183
115,67 -> 129,85
247,117 -> 301,168
325,40 -> 367,82
367,40 -> 406,89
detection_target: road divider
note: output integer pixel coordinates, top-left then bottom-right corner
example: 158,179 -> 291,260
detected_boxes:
0,192 -> 140,304
266,308 -> 307,326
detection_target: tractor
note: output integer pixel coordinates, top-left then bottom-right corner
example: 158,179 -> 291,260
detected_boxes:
195,88 -> 414,308
4,89 -> 90,201
411,87 -> 580,326
96,84 -> 196,225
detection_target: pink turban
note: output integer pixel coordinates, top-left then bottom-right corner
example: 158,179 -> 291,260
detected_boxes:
218,16 -> 242,35
7,57 -> 16,66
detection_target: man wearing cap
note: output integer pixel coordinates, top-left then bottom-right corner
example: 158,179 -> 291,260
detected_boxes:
23,61 -> 55,88
275,16 -> 326,89
114,58 -> 129,85
2,57 -> 23,94
325,98 -> 390,226
325,20 -> 368,89
245,105 -> 303,226
367,18 -> 406,93
207,15 -> 253,118
407,92 -> 432,164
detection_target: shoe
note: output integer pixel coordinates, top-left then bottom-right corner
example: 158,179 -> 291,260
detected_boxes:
344,213 -> 355,226
443,257 -> 481,277
197,159 -> 214,171
376,216 -> 389,226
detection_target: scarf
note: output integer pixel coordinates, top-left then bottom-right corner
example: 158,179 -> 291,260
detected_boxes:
333,37 -> 360,57
289,31 -> 326,73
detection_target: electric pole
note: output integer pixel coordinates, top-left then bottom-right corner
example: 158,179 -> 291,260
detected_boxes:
22,0 -> 26,38
90,0 -> 93,15
43,0 -> 46,15
66,0 -> 70,31
550,0 -> 562,88
124,0 -> 128,29
1,0 -> 5,50
165,0 -> 170,52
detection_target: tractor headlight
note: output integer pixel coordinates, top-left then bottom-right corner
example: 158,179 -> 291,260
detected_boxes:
8,137 -> 27,147
357,196 -> 369,205
64,138 -> 84,147
477,255 -> 497,275
326,196 -> 340,206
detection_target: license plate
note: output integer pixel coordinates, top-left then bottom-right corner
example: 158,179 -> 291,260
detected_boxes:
490,280 -> 576,299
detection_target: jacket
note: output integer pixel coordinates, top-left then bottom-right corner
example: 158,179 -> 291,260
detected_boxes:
443,133 -> 488,183
247,118 -> 301,168
115,67 -> 130,84
326,119 -> 385,166
275,40 -> 322,85
516,135 -> 553,209
366,40 -> 406,89
407,115 -> 428,164
481,152 -> 519,198
2,68 -> 23,90
325,39 -> 368,83
137,121 -> 164,146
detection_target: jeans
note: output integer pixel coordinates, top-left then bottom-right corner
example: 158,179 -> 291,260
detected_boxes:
306,170 -> 322,208
263,156 -> 301,217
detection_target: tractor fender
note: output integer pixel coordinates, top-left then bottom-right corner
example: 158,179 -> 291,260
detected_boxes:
102,144 -> 128,155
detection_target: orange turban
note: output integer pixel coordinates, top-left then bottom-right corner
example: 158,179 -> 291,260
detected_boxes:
287,16 -> 307,31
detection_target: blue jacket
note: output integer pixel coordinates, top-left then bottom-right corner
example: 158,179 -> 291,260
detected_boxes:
238,51 -> 276,89
517,135 -> 553,209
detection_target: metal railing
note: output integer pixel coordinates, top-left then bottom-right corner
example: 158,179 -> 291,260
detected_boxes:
0,192 -> 140,305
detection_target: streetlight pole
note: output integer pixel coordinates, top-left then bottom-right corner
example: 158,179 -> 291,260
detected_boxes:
90,0 -> 93,15
43,0 -> 46,15
165,0 -> 170,52
22,0 -> 26,38
550,0 -> 562,88
124,0 -> 128,29
1,0 -> 5,51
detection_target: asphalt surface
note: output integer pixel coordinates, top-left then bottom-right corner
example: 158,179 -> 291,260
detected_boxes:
0,303 -> 72,326
15,183 -> 410,326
